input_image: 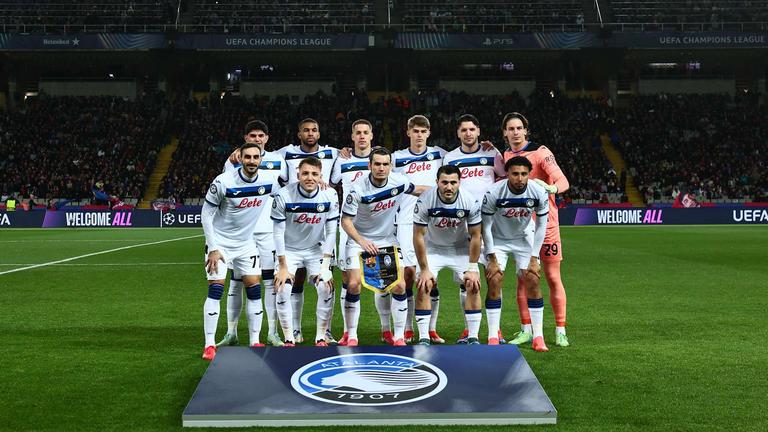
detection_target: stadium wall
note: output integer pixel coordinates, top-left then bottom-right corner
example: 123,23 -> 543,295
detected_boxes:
437,80 -> 536,95
637,79 -> 735,96
39,79 -> 137,99
239,80 -> 335,98
1,208 -> 767,228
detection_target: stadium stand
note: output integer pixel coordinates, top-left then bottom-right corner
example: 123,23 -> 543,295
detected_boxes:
610,0 -> 768,31
0,0 -> 178,33
1,90 -> 764,208
609,93 -> 767,204
192,1 -> 376,33
0,94 -> 170,207
400,0 -> 585,32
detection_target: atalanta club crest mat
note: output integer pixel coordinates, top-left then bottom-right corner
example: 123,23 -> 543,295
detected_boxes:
183,345 -> 556,427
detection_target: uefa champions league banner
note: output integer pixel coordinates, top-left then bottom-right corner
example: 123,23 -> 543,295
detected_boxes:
173,34 -> 370,50
394,32 -> 600,49
558,207 -> 768,225
0,33 -> 166,50
395,32 -> 768,50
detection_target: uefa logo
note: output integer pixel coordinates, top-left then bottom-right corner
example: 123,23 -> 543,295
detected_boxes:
291,353 -> 447,406
162,213 -> 175,225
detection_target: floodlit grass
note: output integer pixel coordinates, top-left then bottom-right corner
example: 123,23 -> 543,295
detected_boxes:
0,226 -> 765,431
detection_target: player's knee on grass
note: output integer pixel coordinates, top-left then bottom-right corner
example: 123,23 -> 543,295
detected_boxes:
208,282 -> 225,300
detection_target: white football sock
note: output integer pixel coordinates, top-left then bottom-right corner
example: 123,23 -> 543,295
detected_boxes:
415,310 -> 431,340
262,278 -> 277,336
276,283 -> 294,342
203,297 -> 220,347
226,278 -> 243,335
344,293 -> 361,340
465,310 -> 482,339
374,292 -> 392,332
391,294 -> 408,340
315,280 -> 334,342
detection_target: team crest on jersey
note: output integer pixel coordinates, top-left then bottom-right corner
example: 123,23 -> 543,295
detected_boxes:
317,152 -> 325,159
480,158 -> 488,165
266,162 -> 274,169
346,194 -> 354,204
317,203 -> 326,212
391,189 -> 399,196
209,183 -> 218,195
526,198 -> 535,207
291,353 -> 448,406
457,210 -> 465,218
427,153 -> 434,161
258,186 -> 266,195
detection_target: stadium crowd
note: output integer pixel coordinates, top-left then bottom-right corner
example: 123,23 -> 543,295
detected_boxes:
0,0 -> 178,32
1,90 -> 766,208
0,94 -> 170,205
609,93 -> 767,202
193,0 -> 375,33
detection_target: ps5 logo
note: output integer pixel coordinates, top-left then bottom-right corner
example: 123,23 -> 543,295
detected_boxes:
291,353 -> 447,406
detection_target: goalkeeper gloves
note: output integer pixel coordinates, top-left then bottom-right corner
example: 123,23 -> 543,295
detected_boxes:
533,178 -> 558,194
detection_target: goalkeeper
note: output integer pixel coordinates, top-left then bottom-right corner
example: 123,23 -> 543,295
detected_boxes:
502,112 -> 571,348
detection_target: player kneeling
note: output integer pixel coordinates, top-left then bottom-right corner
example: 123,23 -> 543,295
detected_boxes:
481,156 -> 550,352
413,165 -> 483,345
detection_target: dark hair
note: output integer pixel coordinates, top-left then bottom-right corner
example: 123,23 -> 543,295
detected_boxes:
244,119 -> 268,136
407,115 -> 430,130
240,142 -> 262,154
352,119 -> 373,130
504,156 -> 532,172
369,147 -> 392,163
298,117 -> 319,130
457,114 -> 480,129
298,156 -> 323,170
437,165 -> 461,179
501,112 -> 529,131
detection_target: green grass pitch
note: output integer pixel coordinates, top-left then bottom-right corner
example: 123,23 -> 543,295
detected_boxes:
0,226 -> 766,431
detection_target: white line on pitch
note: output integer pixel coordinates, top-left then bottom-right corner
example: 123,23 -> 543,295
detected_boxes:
0,262 -> 198,266
0,234 -> 203,276
0,239 -> 161,243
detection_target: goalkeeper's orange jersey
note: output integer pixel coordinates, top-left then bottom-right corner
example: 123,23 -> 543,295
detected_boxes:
503,142 -> 569,231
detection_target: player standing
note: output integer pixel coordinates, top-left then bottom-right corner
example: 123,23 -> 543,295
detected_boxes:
329,119 -> 374,345
413,165 -> 483,345
276,118 -> 338,344
218,120 -> 288,348
482,156 -> 550,351
340,148 -> 427,346
200,143 -> 274,360
442,114 -> 506,343
272,157 -> 339,346
502,112 -> 571,347
392,115 -> 446,344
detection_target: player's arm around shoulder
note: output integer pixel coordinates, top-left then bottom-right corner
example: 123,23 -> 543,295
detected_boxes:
537,146 -> 569,194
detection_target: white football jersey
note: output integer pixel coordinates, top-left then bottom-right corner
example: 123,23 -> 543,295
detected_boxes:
330,151 -> 370,196
392,146 -> 445,224
413,186 -> 482,253
223,150 -> 287,234
481,180 -> 549,242
342,173 -> 414,244
205,168 -> 275,251
271,183 -> 339,252
443,146 -> 506,198
277,144 -> 337,184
